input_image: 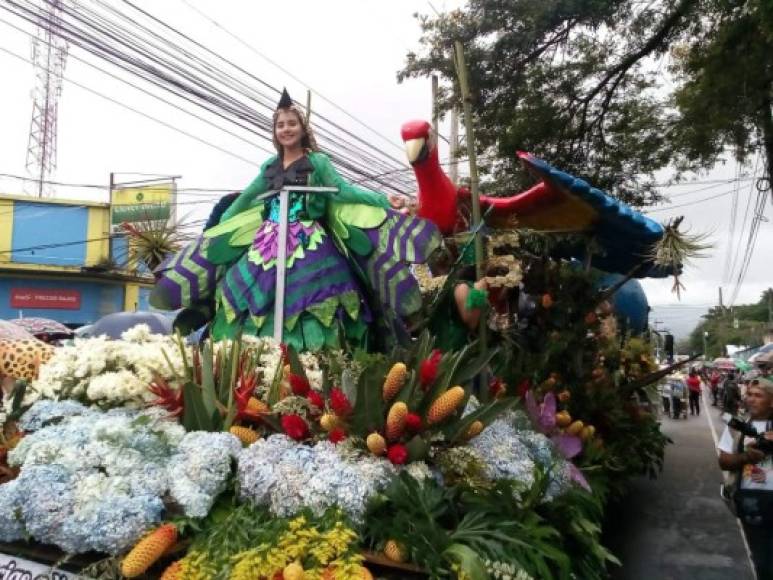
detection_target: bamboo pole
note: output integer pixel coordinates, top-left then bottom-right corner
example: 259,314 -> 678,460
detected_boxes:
453,40 -> 487,350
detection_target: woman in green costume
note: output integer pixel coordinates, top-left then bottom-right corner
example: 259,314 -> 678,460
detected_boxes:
152,90 -> 440,351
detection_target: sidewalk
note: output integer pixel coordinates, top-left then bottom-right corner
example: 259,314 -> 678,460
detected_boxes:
605,390 -> 755,580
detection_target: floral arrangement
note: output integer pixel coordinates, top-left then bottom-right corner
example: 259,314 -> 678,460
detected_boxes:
157,505 -> 369,580
22,325 -> 185,408
0,400 -> 240,554
237,435 -> 395,521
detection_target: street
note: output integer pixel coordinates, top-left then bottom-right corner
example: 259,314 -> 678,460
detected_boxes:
606,389 -> 756,580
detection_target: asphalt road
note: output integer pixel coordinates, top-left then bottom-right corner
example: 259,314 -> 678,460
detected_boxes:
605,389 -> 756,580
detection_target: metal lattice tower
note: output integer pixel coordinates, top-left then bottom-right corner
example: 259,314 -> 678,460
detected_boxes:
25,0 -> 68,197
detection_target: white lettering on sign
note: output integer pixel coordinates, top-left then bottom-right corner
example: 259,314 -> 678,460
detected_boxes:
0,555 -> 86,580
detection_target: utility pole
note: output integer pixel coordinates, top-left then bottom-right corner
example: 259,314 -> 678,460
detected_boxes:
653,320 -> 663,361
719,286 -> 724,310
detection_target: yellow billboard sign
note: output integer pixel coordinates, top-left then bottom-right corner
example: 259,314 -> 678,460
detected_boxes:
111,182 -> 173,226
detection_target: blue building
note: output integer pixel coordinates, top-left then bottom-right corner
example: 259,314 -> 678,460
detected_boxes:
0,193 -> 154,327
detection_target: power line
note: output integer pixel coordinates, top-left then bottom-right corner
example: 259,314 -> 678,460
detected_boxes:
726,155 -> 760,285
2,0 -> 415,194
0,44 -> 265,166
643,188 -> 738,213
175,0 -> 408,156
723,160 -> 742,282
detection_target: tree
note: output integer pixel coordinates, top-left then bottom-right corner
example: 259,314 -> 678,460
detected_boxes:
687,289 -> 773,356
669,0 -> 773,186
399,0 -> 771,206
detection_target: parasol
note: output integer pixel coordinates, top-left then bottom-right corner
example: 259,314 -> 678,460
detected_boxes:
712,357 -> 737,371
88,311 -> 173,339
11,317 -> 73,338
0,320 -> 35,341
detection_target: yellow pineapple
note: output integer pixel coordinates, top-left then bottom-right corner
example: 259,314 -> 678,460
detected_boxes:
229,426 -> 260,446
160,560 -> 182,580
566,420 -> 585,436
366,432 -> 386,456
283,561 -> 305,580
386,401 -> 408,441
382,362 -> 408,402
580,425 -> 596,441
426,386 -> 465,425
383,539 -> 407,563
555,411 -> 572,428
246,397 -> 269,415
320,413 -> 339,432
465,420 -> 484,440
121,524 -> 178,578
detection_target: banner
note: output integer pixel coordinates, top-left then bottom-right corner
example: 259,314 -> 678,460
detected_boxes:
0,553 -> 86,579
11,288 -> 81,310
111,182 -> 173,227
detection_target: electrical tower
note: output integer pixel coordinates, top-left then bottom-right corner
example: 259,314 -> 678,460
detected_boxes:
25,0 -> 68,197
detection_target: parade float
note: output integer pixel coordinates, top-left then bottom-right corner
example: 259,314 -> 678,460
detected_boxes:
0,92 -> 705,578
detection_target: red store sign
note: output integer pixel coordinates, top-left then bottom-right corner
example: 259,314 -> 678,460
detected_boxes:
10,288 -> 82,310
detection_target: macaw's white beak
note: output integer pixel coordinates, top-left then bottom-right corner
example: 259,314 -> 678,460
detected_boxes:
404,137 -> 427,165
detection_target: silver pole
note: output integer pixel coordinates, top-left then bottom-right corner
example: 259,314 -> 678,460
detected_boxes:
265,186 -> 338,343
273,188 -> 290,342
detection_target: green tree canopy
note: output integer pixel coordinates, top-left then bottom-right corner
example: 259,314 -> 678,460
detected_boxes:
400,0 -> 772,206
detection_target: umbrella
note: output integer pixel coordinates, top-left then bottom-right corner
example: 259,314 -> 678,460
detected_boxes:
0,320 -> 35,341
88,311 -> 173,339
735,359 -> 752,372
11,317 -> 73,338
712,357 -> 737,371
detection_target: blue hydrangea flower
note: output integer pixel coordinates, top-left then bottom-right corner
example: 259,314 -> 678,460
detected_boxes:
238,435 -> 395,522
18,399 -> 93,432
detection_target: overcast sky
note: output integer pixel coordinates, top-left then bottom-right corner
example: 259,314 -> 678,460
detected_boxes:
0,0 -> 769,314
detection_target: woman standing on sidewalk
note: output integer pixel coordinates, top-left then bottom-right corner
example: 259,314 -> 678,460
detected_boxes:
686,368 -> 702,416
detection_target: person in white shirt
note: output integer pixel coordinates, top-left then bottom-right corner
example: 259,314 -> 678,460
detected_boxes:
718,378 -> 773,577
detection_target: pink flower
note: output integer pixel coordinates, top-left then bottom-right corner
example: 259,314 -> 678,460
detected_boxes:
405,413 -> 422,432
330,388 -> 352,417
307,390 -> 324,410
329,427 -> 347,444
419,349 -> 442,390
281,414 -> 310,441
386,443 -> 408,465
289,374 -> 311,396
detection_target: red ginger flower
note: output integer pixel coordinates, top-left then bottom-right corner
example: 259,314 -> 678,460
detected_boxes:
516,378 -> 531,399
148,376 -> 183,417
419,349 -> 442,390
307,390 -> 324,410
405,413 -> 422,432
330,388 -> 352,417
386,443 -> 408,465
289,374 -> 311,396
281,414 -> 310,441
329,427 -> 347,444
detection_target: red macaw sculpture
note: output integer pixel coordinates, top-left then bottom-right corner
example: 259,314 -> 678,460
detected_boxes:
401,120 -> 599,234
